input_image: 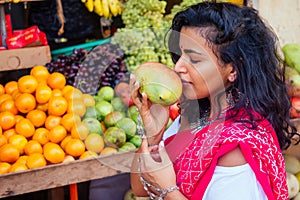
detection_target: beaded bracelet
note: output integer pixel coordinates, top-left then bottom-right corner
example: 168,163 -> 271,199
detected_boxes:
137,156 -> 179,200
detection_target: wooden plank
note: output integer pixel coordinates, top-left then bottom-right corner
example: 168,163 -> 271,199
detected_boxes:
0,46 -> 51,71
0,151 -> 134,198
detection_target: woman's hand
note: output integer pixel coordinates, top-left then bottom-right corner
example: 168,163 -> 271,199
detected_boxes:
130,75 -> 169,145
138,137 -> 177,190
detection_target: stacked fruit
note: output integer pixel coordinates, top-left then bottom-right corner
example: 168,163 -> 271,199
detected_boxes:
282,43 -> 300,118
83,0 -> 123,19
0,66 -> 130,175
111,0 -> 174,72
283,154 -> 300,199
45,43 -> 129,95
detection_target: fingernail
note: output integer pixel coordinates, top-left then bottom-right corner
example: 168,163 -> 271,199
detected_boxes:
134,81 -> 139,87
130,74 -> 135,79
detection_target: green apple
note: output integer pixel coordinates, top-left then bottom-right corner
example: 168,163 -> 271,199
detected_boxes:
82,117 -> 103,135
127,105 -> 139,124
116,117 -> 137,139
111,97 -> 127,112
97,86 -> 114,102
95,100 -> 113,120
104,127 -> 126,148
83,106 -> 101,120
129,135 -> 142,148
118,142 -> 136,152
104,111 -> 124,128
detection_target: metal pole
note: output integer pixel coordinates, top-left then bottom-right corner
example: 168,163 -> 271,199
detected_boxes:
0,4 -> 7,48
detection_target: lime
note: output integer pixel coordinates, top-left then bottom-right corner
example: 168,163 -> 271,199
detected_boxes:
97,86 -> 114,102
116,118 -> 137,139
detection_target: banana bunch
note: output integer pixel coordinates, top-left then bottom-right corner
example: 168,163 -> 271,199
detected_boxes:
82,0 -> 123,19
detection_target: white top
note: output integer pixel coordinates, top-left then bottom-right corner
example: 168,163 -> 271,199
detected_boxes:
163,116 -> 267,199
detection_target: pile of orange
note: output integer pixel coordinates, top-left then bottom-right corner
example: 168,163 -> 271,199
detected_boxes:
0,65 -> 114,175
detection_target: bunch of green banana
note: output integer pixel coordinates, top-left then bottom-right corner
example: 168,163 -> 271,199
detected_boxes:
82,0 -> 123,19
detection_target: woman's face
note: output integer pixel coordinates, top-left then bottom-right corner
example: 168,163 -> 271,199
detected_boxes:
174,27 -> 235,100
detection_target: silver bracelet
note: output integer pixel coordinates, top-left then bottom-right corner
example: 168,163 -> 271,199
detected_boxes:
137,156 -> 179,200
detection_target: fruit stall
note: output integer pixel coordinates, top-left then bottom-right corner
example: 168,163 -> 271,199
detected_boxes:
0,0 -> 300,199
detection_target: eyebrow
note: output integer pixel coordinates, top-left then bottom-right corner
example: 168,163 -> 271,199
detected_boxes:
183,49 -> 203,55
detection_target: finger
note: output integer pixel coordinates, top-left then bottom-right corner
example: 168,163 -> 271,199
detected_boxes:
139,136 -> 150,154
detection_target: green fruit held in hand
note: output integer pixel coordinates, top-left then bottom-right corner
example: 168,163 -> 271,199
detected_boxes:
134,62 -> 182,106
115,117 -> 137,139
104,127 -> 126,148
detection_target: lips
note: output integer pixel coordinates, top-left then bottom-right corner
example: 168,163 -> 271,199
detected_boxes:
181,79 -> 191,85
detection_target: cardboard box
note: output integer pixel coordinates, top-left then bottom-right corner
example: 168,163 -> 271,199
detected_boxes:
0,46 -> 51,71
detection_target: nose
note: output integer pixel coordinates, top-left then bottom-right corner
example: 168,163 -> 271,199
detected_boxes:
174,56 -> 188,74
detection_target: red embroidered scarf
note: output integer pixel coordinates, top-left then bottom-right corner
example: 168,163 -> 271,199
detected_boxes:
164,109 -> 288,200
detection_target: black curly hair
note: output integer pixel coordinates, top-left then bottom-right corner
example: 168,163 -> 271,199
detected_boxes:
168,1 -> 298,150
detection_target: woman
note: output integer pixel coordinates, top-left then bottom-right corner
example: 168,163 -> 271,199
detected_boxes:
130,2 -> 298,200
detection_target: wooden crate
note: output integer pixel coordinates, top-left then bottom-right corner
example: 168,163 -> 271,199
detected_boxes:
0,46 -> 51,71
0,150 -> 134,198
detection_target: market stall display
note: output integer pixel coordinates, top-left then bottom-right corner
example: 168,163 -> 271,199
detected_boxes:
0,0 -> 299,199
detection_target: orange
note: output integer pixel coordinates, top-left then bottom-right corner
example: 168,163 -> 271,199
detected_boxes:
3,128 -> 16,139
67,99 -> 86,117
11,89 -> 21,100
60,135 -> 72,150
35,84 -> 52,104
61,113 -> 81,132
16,155 -> 28,165
26,109 -> 47,127
9,162 -> 28,173
0,162 -> 11,174
26,153 -> 47,169
36,103 -> 48,112
84,133 -> 104,153
71,122 -> 89,140
0,135 -> 7,148
15,118 -> 35,138
43,142 -> 65,164
15,115 -> 24,123
100,147 -> 118,156
79,151 -> 98,160
30,65 -> 50,82
49,125 -> 67,143
9,134 -> 28,154
47,72 -> 66,90
0,84 -> 5,95
0,94 -> 13,105
82,94 -> 96,107
32,128 -> 49,145
0,111 -> 16,130
4,81 -> 18,94
45,115 -> 61,130
0,99 -> 18,115
64,88 -> 83,101
62,85 -> 74,96
48,96 -> 68,116
18,75 -> 38,94
52,89 -> 63,97
24,140 -> 43,155
0,126 -> 2,135
0,144 -> 20,163
15,93 -> 36,114
64,138 -> 85,157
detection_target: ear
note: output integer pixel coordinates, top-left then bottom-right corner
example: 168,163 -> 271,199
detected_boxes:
227,64 -> 237,83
